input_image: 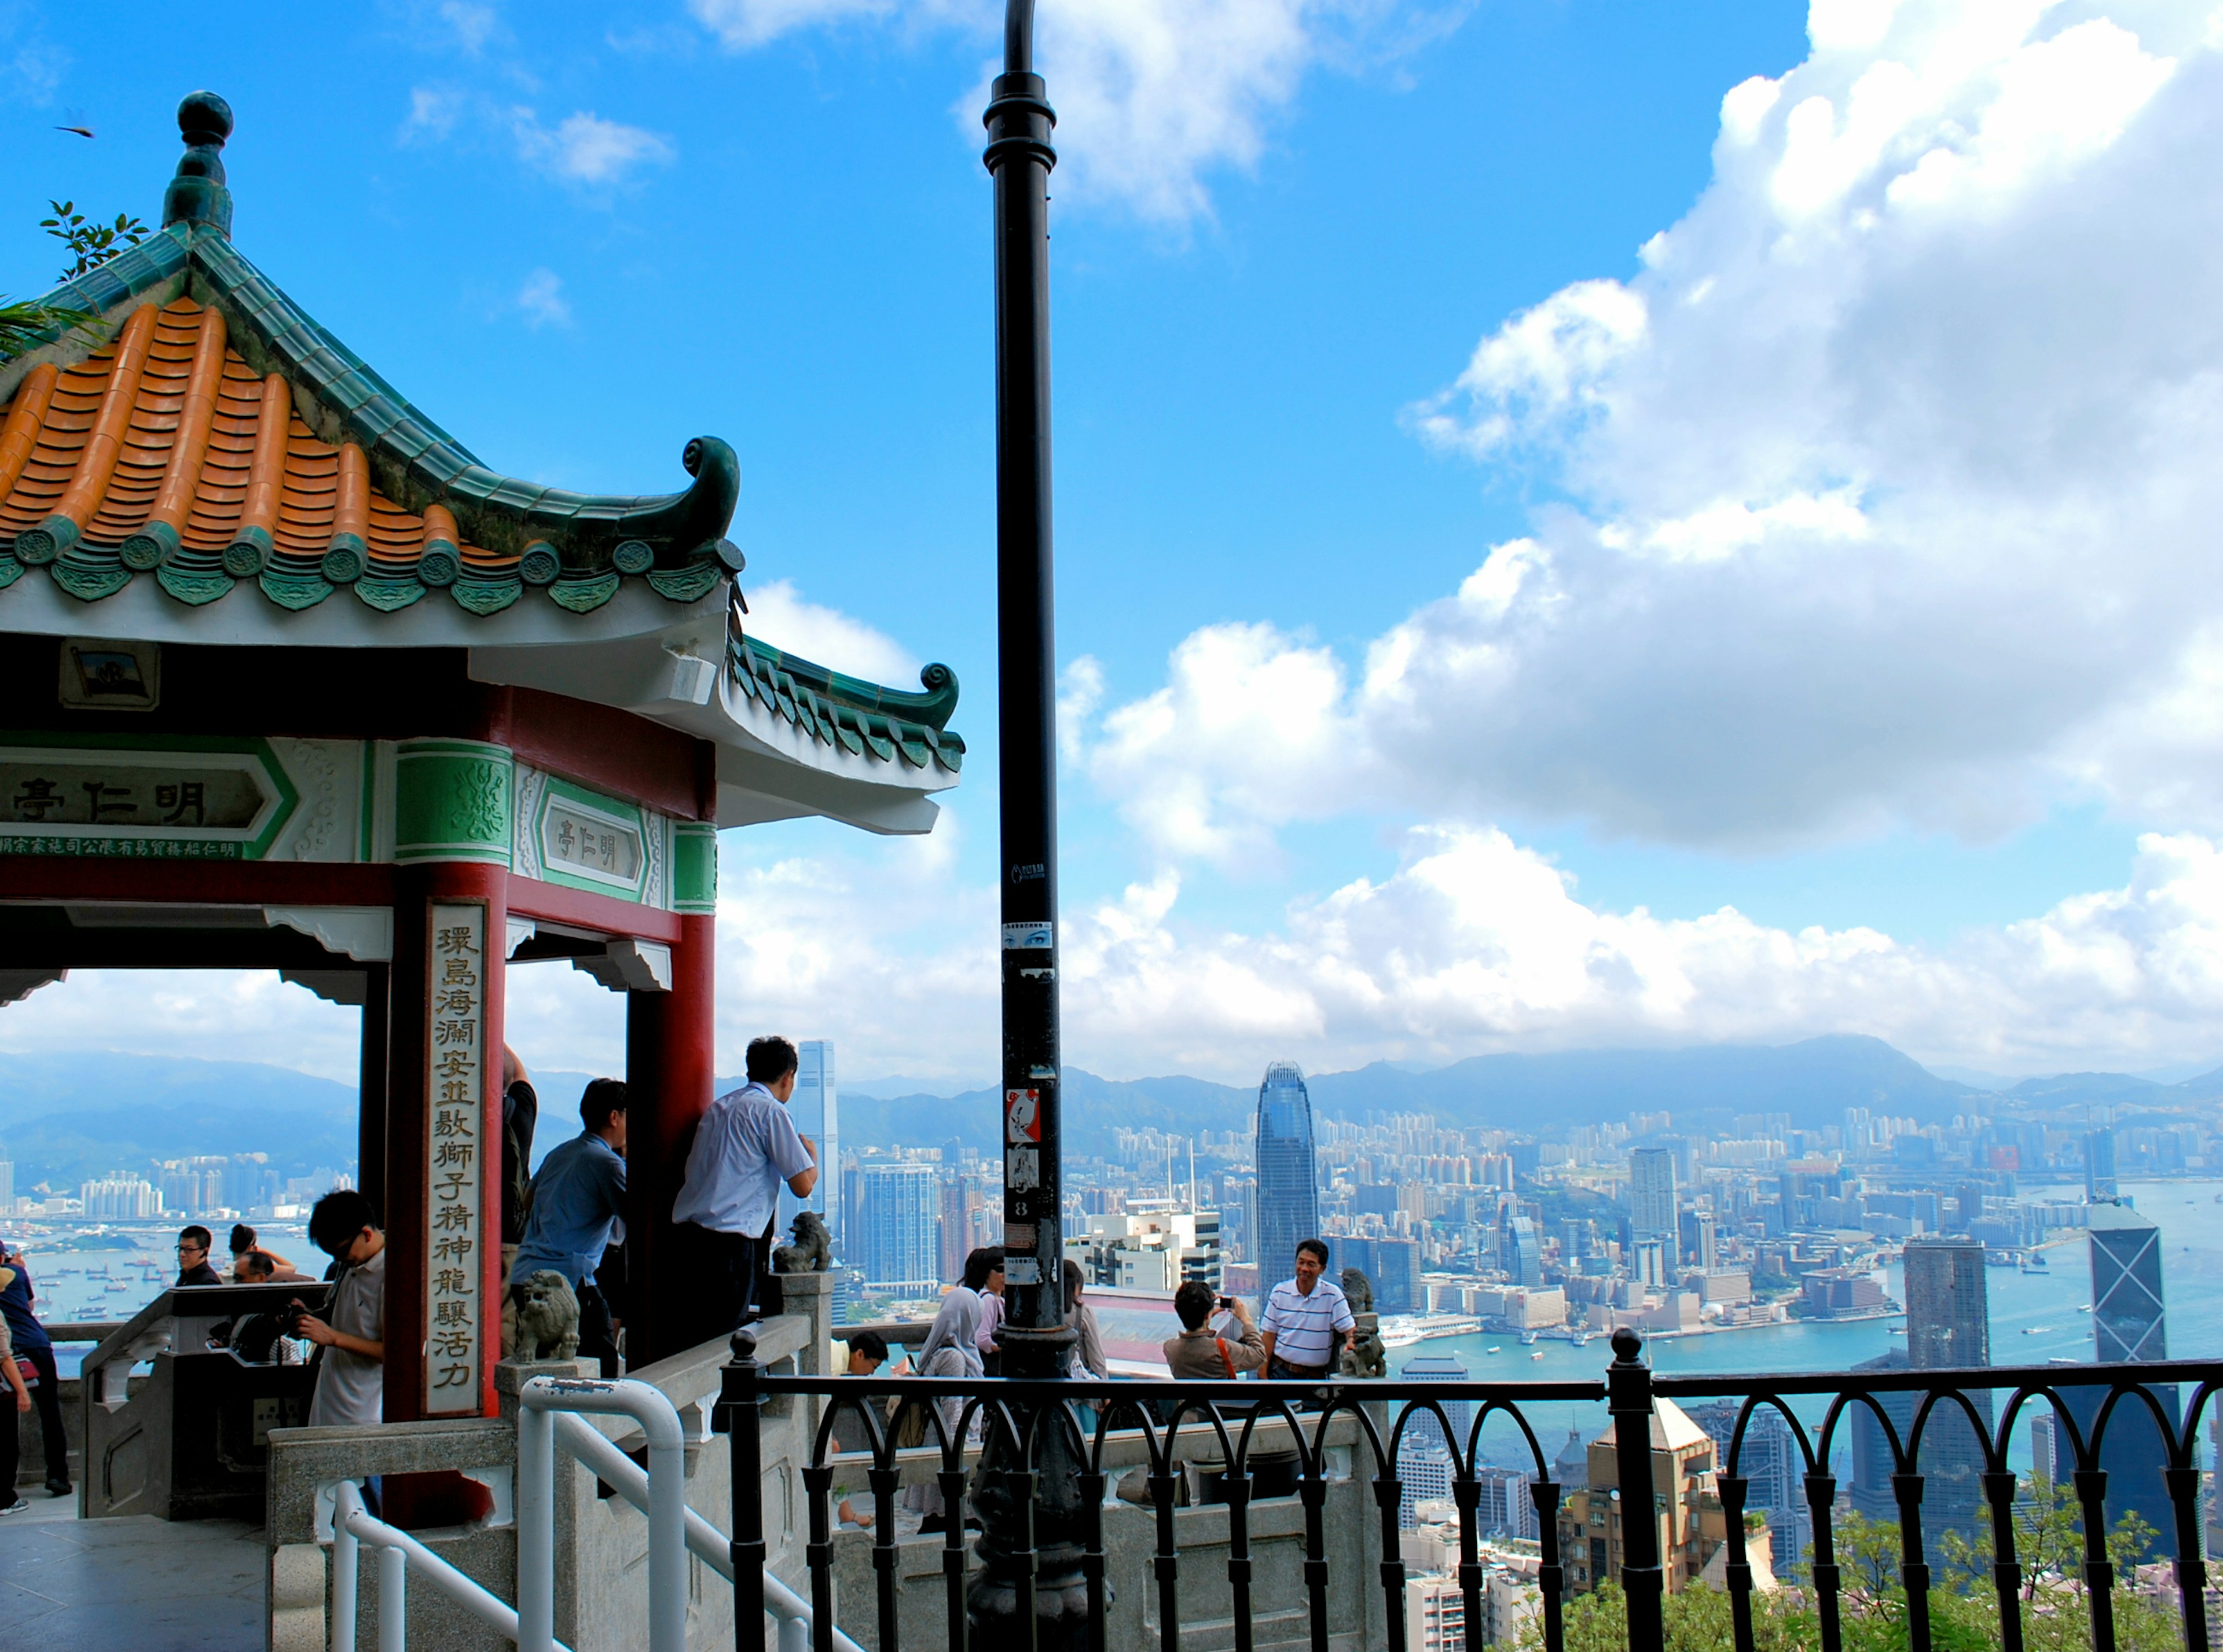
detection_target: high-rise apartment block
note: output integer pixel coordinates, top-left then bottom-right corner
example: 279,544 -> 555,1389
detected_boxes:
853,1161 -> 939,1289
1253,1062 -> 1320,1299
1629,1146 -> 1678,1237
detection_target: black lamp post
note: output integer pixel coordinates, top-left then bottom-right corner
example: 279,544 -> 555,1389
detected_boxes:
970,2 -> 1090,1644
986,0 -> 1066,1389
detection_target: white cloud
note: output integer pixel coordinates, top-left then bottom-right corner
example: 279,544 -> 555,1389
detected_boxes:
401,85 -> 469,143
1309,0 -> 2223,851
515,268 -> 572,329
1085,622 -> 1360,867
21,822 -> 2223,1089
439,0 -> 505,54
0,972 -> 366,1084
686,0 -> 1450,222
743,579 -> 923,686
512,108 -> 676,184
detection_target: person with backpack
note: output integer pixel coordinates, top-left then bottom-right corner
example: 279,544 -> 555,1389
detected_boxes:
1162,1278 -> 1265,1380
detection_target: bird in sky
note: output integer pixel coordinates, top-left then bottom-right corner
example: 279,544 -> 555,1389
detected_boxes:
55,109 -> 93,138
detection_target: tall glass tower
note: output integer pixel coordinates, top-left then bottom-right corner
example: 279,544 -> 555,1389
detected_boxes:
1253,1061 -> 1319,1300
2064,1203 -> 2181,1554
779,1040 -> 839,1255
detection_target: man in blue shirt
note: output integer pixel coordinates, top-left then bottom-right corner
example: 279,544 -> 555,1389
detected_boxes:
672,1037 -> 818,1349
511,1080 -> 628,1376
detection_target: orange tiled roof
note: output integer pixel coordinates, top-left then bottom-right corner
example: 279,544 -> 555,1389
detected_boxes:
0,296 -> 515,610
0,92 -> 743,618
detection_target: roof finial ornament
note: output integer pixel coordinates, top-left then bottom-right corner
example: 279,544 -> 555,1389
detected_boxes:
163,91 -> 234,238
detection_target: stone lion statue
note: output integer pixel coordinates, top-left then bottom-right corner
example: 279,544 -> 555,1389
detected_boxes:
773,1210 -> 834,1273
514,1269 -> 580,1361
1338,1266 -> 1386,1379
1340,1266 -> 1375,1314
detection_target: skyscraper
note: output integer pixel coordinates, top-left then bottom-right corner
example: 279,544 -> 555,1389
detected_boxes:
1851,1238 -> 1993,1545
1629,1147 -> 1678,1238
779,1040 -> 840,1254
1499,1217 -> 1543,1287
1253,1061 -> 1319,1299
2060,1203 -> 2182,1555
1903,1236 -> 1990,1368
2085,1124 -> 2119,1201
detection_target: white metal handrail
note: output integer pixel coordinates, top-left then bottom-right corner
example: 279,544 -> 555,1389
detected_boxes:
331,1479 -> 550,1652
551,1411 -> 850,1652
518,1376 -> 688,1652
328,1373 -> 834,1652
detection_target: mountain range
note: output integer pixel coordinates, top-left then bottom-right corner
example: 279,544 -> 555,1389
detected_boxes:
3,1035 -> 2219,1191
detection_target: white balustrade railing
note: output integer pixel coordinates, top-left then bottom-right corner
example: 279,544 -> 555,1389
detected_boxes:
327,1371 -> 824,1652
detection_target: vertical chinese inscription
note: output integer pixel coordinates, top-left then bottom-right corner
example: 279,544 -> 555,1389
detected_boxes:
425,903 -> 486,1415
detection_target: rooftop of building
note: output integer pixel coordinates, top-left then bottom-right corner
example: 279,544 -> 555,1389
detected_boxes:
0,91 -> 962,834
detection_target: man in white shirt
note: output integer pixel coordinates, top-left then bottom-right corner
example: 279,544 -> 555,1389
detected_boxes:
672,1036 -> 819,1348
296,1189 -> 386,1427
1260,1238 -> 1355,1380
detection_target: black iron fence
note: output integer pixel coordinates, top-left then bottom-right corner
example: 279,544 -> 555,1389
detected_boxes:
716,1327 -> 2223,1652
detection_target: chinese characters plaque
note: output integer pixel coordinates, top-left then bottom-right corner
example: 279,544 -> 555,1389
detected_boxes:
425,903 -> 487,1415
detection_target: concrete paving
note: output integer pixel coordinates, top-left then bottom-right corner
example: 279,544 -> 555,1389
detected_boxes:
0,1489 -> 266,1652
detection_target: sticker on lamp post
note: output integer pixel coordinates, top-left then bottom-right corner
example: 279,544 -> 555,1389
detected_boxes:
1006,1088 -> 1041,1144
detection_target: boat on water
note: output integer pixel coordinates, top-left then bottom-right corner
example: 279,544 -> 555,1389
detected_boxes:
1485,1346 -> 1501,1355
1381,1326 -> 1426,1349
1529,1351 -> 1546,1361
2022,1326 -> 2052,1334
1518,1330 -> 1538,1346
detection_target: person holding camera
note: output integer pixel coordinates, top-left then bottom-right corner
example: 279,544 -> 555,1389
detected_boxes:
292,1190 -> 386,1427
1162,1279 -> 1265,1380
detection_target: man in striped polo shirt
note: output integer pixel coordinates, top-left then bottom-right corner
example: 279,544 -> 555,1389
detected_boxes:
1260,1238 -> 1356,1379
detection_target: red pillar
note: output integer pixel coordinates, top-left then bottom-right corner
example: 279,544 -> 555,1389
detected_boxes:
357,965 -> 389,1223
384,862 -> 507,1422
626,911 -> 715,1364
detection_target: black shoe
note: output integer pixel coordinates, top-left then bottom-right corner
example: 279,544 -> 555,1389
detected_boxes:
46,1481 -> 72,1497
918,1513 -> 948,1534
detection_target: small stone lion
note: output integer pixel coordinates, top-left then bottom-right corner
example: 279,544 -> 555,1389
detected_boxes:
1340,1266 -> 1375,1315
1338,1266 -> 1386,1379
515,1269 -> 580,1361
773,1210 -> 834,1274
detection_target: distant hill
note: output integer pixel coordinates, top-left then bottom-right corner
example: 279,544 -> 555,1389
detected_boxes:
6,1035 -> 2215,1191
0,1050 -> 358,1191
1304,1035 -> 1978,1132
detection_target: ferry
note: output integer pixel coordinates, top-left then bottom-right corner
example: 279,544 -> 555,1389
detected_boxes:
1485,1346 -> 1502,1356
2022,1326 -> 2052,1335
1529,1350 -> 1546,1361
1518,1330 -> 1539,1346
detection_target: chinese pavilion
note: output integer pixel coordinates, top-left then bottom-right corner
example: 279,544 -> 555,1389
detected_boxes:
0,94 -> 963,1419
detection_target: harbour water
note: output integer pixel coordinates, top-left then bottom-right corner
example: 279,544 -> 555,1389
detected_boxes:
1393,1179 -> 2223,1473
10,1220 -> 313,1376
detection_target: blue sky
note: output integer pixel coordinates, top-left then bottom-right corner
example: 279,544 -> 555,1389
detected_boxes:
6,0 -> 2223,1088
